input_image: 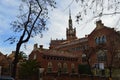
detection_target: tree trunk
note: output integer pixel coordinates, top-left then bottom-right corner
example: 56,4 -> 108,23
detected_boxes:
12,42 -> 21,79
87,60 -> 94,80
109,67 -> 112,78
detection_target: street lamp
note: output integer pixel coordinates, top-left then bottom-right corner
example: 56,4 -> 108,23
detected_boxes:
39,68 -> 44,80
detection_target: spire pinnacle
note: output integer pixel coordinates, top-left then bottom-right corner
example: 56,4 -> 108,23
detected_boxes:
69,8 -> 71,19
68,8 -> 72,29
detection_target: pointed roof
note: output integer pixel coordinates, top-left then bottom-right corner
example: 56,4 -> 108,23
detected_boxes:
69,8 -> 71,20
68,8 -> 73,29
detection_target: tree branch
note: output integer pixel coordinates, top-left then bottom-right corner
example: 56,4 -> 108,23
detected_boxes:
22,0 -> 42,43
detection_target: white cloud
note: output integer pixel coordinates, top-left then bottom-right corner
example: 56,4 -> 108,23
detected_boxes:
0,0 -> 120,55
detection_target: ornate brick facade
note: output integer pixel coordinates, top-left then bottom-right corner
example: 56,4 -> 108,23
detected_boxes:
29,13 -> 120,75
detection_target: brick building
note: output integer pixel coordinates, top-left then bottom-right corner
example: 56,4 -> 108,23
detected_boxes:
88,20 -> 120,68
0,52 -> 11,76
29,11 -> 120,75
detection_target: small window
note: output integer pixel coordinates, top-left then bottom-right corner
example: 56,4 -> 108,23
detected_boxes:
63,63 -> 67,73
97,50 -> 106,62
71,63 -> 75,73
100,37 -> 103,43
102,36 -> 106,43
33,54 -> 37,60
95,37 -> 99,44
71,63 -> 75,69
47,62 -> 52,73
82,54 -> 87,62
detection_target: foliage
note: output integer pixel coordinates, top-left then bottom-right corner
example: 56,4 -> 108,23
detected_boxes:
19,60 -> 39,79
78,64 -> 91,75
18,51 -> 27,61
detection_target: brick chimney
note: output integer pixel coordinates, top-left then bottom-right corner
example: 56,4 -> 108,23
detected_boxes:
96,20 -> 104,29
39,45 -> 43,49
34,44 -> 38,49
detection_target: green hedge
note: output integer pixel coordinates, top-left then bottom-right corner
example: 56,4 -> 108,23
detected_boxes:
78,64 -> 91,74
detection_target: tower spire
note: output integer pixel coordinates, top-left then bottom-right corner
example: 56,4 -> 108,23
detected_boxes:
69,8 -> 71,19
66,9 -> 77,41
68,8 -> 72,29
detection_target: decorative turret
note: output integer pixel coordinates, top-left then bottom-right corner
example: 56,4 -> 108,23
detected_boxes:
66,9 -> 77,41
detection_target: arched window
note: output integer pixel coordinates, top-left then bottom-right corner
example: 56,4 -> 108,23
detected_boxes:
58,62 -> 62,68
95,37 -> 99,44
63,63 -> 67,73
47,62 -> 52,73
71,63 -> 75,73
97,50 -> 106,62
71,63 -> 75,69
95,36 -> 107,44
100,37 -> 103,43
98,37 -> 101,44
58,62 -> 62,73
102,36 -> 106,43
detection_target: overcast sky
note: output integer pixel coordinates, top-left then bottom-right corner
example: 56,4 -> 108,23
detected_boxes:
0,0 -> 120,55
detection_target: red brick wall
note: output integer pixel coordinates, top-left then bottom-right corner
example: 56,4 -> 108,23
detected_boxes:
29,50 -> 79,73
43,74 -> 108,80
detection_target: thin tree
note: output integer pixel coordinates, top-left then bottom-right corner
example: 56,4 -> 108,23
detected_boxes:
82,47 -> 95,80
95,31 -> 120,79
106,31 -> 120,78
6,0 -> 56,79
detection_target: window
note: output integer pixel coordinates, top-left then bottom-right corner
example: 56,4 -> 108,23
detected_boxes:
82,54 -> 87,62
58,62 -> 62,68
97,50 -> 106,62
71,63 -> 75,73
95,36 -> 107,44
95,37 -> 99,44
33,54 -> 37,60
47,62 -> 52,73
100,37 -> 103,43
102,36 -> 106,43
63,63 -> 67,73
58,62 -> 62,73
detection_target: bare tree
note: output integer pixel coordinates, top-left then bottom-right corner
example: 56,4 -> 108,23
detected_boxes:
75,0 -> 120,26
82,47 -> 95,80
106,31 -> 120,78
93,31 -> 120,79
6,0 -> 56,79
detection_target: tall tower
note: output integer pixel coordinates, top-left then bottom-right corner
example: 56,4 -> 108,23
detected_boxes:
66,9 -> 77,41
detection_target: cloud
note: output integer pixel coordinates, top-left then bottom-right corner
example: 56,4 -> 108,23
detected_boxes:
0,0 -> 120,55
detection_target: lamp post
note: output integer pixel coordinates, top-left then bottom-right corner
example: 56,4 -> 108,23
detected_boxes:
39,68 -> 44,80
